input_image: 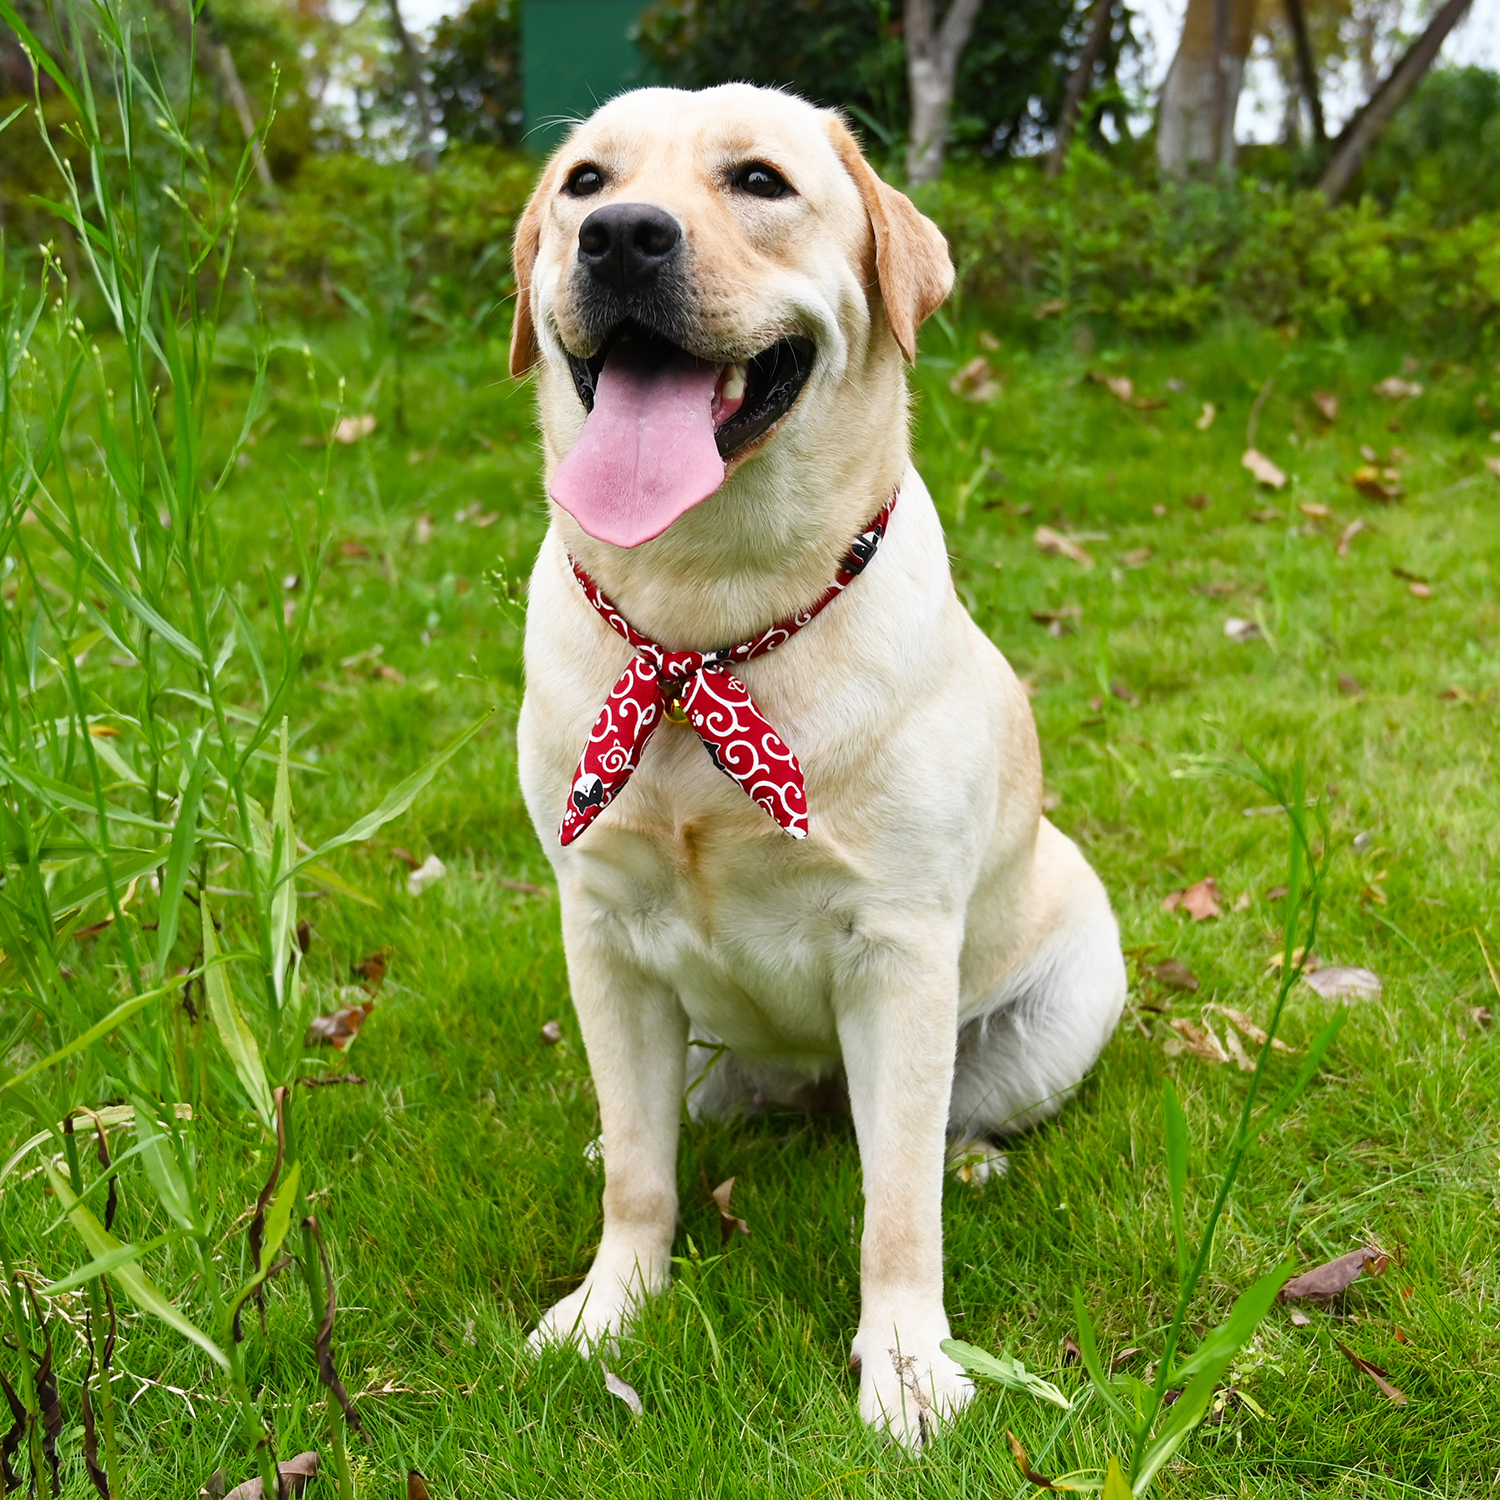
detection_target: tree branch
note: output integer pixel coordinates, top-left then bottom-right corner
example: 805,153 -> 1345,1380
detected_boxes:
1047,0 -> 1114,178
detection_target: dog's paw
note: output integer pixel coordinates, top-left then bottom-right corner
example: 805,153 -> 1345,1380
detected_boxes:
850,1320 -> 974,1449
946,1137 -> 1009,1188
526,1250 -> 667,1357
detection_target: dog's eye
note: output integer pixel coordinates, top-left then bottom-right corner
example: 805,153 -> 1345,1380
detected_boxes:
565,164 -> 606,197
733,162 -> 792,199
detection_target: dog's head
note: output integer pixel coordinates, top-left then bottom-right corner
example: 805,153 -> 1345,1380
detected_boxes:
510,85 -> 953,552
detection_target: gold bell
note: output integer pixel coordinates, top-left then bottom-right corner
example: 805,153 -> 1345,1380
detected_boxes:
664,695 -> 688,724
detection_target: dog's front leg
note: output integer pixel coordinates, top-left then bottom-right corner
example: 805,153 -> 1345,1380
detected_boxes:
529,903 -> 687,1354
838,937 -> 973,1447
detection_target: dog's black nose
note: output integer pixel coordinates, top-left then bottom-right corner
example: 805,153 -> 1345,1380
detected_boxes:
576,203 -> 682,294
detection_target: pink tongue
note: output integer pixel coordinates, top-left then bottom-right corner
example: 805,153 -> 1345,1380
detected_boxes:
550,341 -> 726,548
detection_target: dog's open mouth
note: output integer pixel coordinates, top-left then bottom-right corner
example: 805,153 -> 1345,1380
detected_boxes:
550,322 -> 815,550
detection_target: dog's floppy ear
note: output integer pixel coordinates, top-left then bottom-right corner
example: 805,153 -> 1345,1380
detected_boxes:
827,117 -> 954,365
509,157 -> 560,379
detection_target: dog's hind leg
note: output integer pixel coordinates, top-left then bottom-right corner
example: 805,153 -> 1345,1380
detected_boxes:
949,821 -> 1126,1141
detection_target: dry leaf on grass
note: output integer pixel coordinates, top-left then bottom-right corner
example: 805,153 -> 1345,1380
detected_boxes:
1353,465 -> 1404,501
1224,617 -> 1261,642
1061,1336 -> 1081,1365
407,854 -> 447,897
1337,674 -> 1362,697
978,331 -> 1001,351
1249,505 -> 1284,523
1034,526 -> 1094,569
1304,965 -> 1383,1000
1151,957 -> 1200,991
333,414 -> 376,444
1337,519 -> 1370,556
1163,1017 -> 1230,1065
306,999 -> 374,1051
1034,298 -> 1067,319
1162,877 -> 1221,920
1005,1429 -> 1065,1489
1311,391 -> 1339,422
1204,1003 -> 1295,1053
1109,1346 -> 1146,1374
1120,547 -> 1153,567
408,1473 -> 431,1500
1373,377 -> 1422,402
1090,370 -> 1134,403
1242,448 -> 1288,489
414,513 -> 435,544
949,356 -> 1003,403
1184,491 -> 1208,510
351,952 -> 387,992
222,1453 -> 319,1500
1196,402 -> 1217,430
338,539 -> 370,560
600,1363 -> 643,1416
1484,456 -> 1500,479
1281,1246 -> 1390,1302
539,1019 -> 563,1046
1335,1342 -> 1408,1405
1299,501 -> 1331,519
1288,1309 -> 1312,1326
1031,605 -> 1083,638
712,1177 -> 751,1245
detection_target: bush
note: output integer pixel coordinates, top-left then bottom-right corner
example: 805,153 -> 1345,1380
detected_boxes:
922,151 -> 1500,349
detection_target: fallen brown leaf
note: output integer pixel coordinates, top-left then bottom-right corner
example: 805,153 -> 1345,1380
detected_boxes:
1311,391 -> 1339,422
1335,1341 -> 1407,1405
1204,1003 -> 1295,1053
1372,377 -> 1422,402
1242,448 -> 1288,489
1352,464 -> 1403,501
1288,1309 -> 1312,1326
351,952 -> 387,993
1281,1245 -> 1390,1302
390,847 -> 422,870
1120,547 -> 1153,567
1161,877 -> 1221,920
1199,579 -> 1238,596
950,356 -> 1003,403
1298,501 -> 1331,519
1061,1336 -> 1081,1365
1223,617 -> 1261,642
1034,298 -> 1067,319
408,1473 -> 431,1500
1109,1346 -> 1145,1374
1089,369 -> 1135,403
338,539 -> 370,559
1249,506 -> 1284,523
1151,958 -> 1200,992
414,513 -> 435,544
540,1019 -> 563,1046
600,1362 -> 643,1416
1109,681 -> 1138,706
1005,1429 -> 1059,1488
1163,1017 -> 1229,1065
306,1000 -> 374,1050
1336,518 -> 1369,556
222,1453 -> 319,1500
1034,526 -> 1094,569
1303,965 -> 1383,1000
1184,491 -> 1209,510
1336,674 -> 1362,696
1233,890 -> 1253,912
1473,1007 -> 1493,1028
978,331 -> 1001,351
1485,456 -> 1500,480
1195,401 -> 1216,430
199,1469 -> 227,1499
712,1177 -> 750,1245
1219,1023 -> 1254,1071
333,414 -> 376,444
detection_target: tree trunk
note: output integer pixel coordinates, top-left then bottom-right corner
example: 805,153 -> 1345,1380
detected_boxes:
1318,0 -> 1473,201
386,0 -> 438,169
1283,0 -> 1325,145
1047,0 -> 1115,178
904,0 -> 984,186
1155,0 -> 1257,178
213,41 -> 275,189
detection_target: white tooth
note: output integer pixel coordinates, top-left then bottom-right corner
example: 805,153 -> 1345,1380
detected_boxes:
722,364 -> 747,402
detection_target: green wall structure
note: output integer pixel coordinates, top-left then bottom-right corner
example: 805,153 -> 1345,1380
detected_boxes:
521,0 -> 649,148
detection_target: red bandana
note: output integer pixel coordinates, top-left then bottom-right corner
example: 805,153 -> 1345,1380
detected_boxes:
560,494 -> 898,846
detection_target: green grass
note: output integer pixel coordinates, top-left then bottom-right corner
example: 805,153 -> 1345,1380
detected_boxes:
6,316 -> 1500,1498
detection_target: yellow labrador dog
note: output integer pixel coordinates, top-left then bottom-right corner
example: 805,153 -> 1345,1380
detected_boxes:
510,83 -> 1125,1446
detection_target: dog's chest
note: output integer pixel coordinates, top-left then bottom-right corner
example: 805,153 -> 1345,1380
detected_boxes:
578,793 -> 876,1068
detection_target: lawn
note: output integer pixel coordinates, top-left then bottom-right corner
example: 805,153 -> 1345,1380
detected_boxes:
6,313 -> 1500,1498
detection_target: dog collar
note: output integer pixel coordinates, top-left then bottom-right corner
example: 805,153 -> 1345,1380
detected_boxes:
559,492 -> 898,846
